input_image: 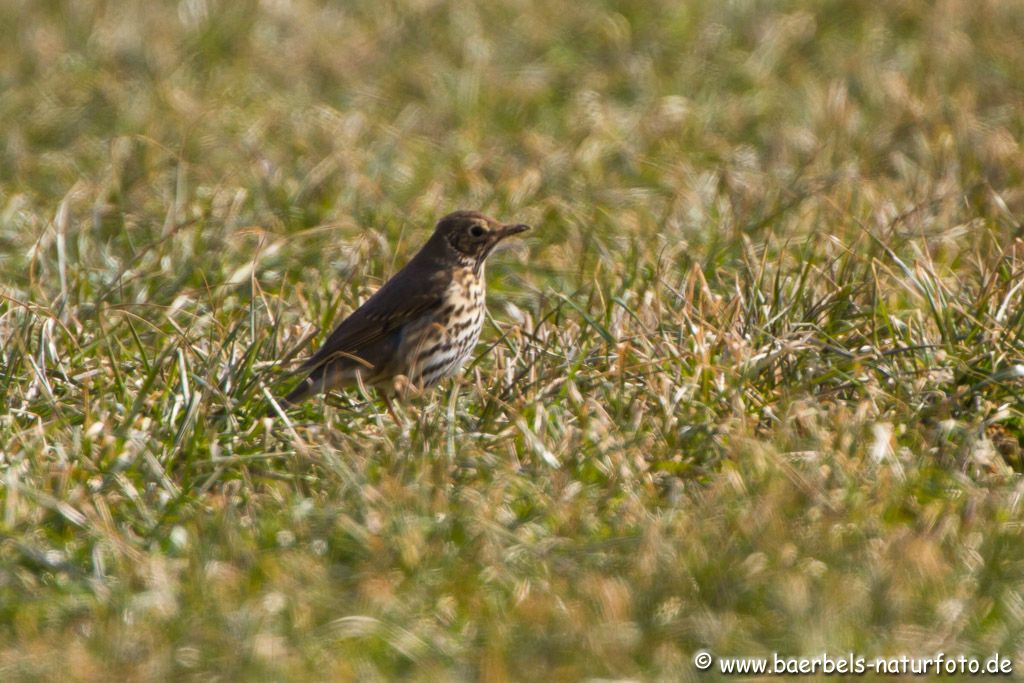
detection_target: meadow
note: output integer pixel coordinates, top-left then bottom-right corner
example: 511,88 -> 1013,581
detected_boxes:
2,0 -> 1024,680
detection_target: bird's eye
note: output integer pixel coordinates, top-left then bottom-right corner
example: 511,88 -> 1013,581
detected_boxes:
470,224 -> 486,238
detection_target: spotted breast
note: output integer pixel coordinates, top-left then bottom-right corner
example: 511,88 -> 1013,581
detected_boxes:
400,265 -> 487,389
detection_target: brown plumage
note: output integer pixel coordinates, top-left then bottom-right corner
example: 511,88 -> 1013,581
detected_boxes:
272,210 -> 529,412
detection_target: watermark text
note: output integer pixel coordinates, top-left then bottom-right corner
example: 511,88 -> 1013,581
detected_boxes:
692,650 -> 1013,676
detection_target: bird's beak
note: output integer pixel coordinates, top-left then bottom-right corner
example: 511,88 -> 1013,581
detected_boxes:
496,223 -> 531,240
482,222 -> 530,259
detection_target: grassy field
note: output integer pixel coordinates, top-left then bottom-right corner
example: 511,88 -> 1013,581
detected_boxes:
2,0 -> 1024,679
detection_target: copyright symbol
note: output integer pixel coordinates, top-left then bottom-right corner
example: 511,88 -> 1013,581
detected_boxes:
694,650 -> 713,671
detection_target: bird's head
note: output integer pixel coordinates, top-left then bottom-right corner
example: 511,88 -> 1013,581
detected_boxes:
430,210 -> 530,267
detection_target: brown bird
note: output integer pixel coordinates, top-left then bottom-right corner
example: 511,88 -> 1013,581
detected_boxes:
272,210 -> 529,414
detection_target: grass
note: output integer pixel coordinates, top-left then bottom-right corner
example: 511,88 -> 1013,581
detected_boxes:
2,0 -> 1024,679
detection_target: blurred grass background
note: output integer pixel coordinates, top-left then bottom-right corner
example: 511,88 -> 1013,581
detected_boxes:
2,0 -> 1024,680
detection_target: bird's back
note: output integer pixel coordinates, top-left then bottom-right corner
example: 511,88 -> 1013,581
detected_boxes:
280,250 -> 454,405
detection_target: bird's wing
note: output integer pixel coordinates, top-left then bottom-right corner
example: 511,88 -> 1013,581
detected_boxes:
297,261 -> 448,373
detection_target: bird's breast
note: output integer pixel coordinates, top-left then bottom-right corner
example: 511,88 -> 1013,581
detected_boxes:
400,267 -> 486,388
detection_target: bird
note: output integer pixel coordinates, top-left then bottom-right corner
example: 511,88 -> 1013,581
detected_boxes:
270,210 -> 530,416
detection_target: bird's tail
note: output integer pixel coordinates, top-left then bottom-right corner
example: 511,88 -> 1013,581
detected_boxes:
264,370 -> 322,417
264,394 -> 293,418
282,379 -> 314,407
